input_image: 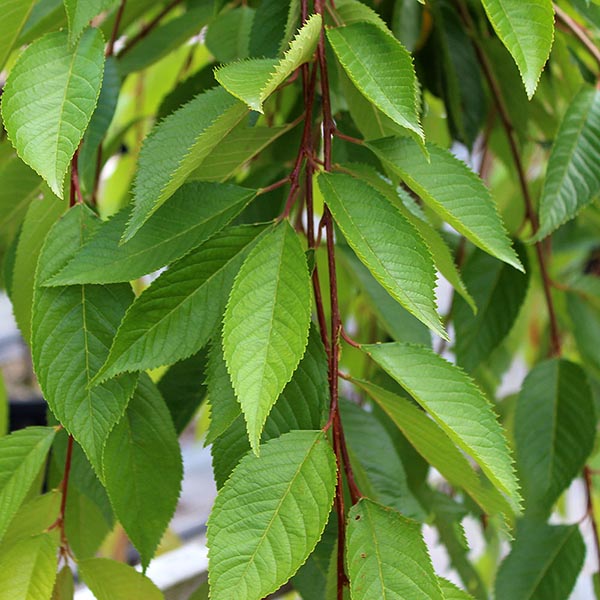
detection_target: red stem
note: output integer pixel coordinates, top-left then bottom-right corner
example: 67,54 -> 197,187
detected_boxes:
106,0 -> 127,57
49,435 -> 74,560
69,147 -> 83,208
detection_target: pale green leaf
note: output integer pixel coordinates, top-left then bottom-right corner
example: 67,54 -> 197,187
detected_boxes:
0,0 -> 36,70
362,343 -> 520,508
95,224 -> 266,381
0,533 -> 58,600
215,13 -> 322,112
346,498 -> 443,600
222,221 -> 312,453
103,374 -> 183,568
1,28 -> 105,197
207,430 -> 337,600
454,244 -> 529,372
495,520 -> 584,600
534,86 -> 600,239
46,182 -> 255,285
31,205 -> 137,471
123,88 -> 248,241
327,22 -> 423,140
79,558 -> 164,600
438,578 -> 474,600
481,0 -> 553,98
64,0 -> 118,44
52,567 -> 74,600
0,427 -> 56,542
355,380 -> 515,522
515,359 -> 595,516
567,292 -> 600,376
316,171 -> 446,339
368,137 -> 523,271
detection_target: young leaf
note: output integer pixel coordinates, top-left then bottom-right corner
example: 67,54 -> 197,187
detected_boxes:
438,578 -> 474,600
0,532 -> 58,600
327,22 -> 423,140
480,0 -> 553,98
0,0 -> 36,70
1,28 -> 105,198
123,88 -> 248,241
515,359 -> 595,516
0,427 -> 56,541
362,343 -> 520,507
533,86 -> 600,240
222,221 -> 312,453
346,498 -> 443,600
355,380 -> 514,521
46,182 -> 255,285
368,137 -> 523,271
52,567 -> 74,600
215,13 -> 322,113
495,520 -> 585,600
64,0 -> 118,44
206,5 -> 254,62
316,172 -> 446,339
31,205 -> 137,471
103,374 -> 183,569
95,224 -> 266,381
79,558 -> 163,600
207,430 -> 337,600
454,244 -> 529,372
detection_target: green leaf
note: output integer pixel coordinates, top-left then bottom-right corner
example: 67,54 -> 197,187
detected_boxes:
1,28 -> 105,197
215,13 -> 322,112
480,0 -> 553,98
438,578 -> 474,600
0,533 -> 58,600
0,373 -> 7,438
64,0 -> 117,44
334,0 -> 389,30
368,137 -> 523,271
0,427 -> 56,541
317,172 -> 445,338
46,182 -> 255,285
103,374 -> 183,568
346,498 -> 443,600
0,0 -> 36,70
206,6 -> 254,62
362,343 -> 520,508
515,359 -> 595,515
79,558 -> 164,600
454,244 -> 529,372
567,292 -> 600,376
495,520 -> 585,600
207,430 -> 337,600
123,88 -> 248,241
327,22 -> 423,140
222,221 -> 312,453
51,567 -> 74,600
248,0 -> 290,58
355,380 -> 515,522
95,224 -> 266,381
31,205 -> 137,471
533,86 -> 600,240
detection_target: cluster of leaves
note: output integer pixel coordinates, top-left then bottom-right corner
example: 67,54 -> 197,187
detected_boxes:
0,0 -> 600,599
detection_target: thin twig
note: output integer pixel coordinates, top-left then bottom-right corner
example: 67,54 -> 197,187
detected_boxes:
554,3 -> 600,72
106,0 -> 127,57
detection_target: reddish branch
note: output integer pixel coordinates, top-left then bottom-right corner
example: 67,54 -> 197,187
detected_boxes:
554,3 -> 600,72
69,147 -> 84,207
106,0 -> 127,57
49,435 -> 74,560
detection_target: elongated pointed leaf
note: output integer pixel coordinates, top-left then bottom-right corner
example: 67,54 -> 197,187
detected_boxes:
1,28 -> 105,197
0,533 -> 58,600
46,182 -> 255,285
215,14 -> 322,113
534,86 -> 600,240
495,520 -> 585,600
64,0 -> 118,44
223,221 -> 312,453
0,427 -> 56,541
317,171 -> 445,338
480,0 -> 553,98
95,224 -> 266,381
79,558 -> 163,600
31,205 -> 137,471
362,343 -> 520,507
208,430 -> 336,600
454,244 -> 529,372
327,22 -> 423,140
0,0 -> 36,70
51,567 -> 74,600
515,359 -> 595,515
123,88 -> 248,241
346,498 -> 443,600
103,375 -> 183,568
355,380 -> 514,521
438,578 -> 474,600
368,137 -> 523,271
